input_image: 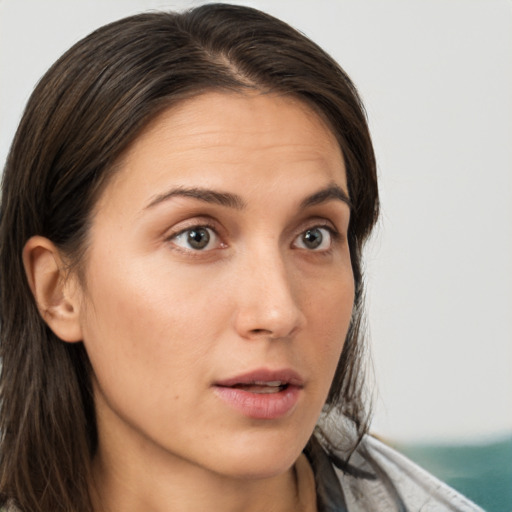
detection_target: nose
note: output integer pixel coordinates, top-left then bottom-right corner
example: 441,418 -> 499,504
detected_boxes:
233,247 -> 305,340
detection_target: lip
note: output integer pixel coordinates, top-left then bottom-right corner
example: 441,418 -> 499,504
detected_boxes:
215,368 -> 305,388
213,368 -> 304,420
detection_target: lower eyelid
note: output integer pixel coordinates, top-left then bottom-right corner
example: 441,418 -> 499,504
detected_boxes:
292,226 -> 333,250
167,224 -> 223,251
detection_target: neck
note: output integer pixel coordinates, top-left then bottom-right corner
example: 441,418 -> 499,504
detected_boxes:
91,447 -> 315,512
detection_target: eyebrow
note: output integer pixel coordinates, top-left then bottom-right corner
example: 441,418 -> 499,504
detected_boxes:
145,183 -> 351,211
299,183 -> 352,210
145,186 -> 246,210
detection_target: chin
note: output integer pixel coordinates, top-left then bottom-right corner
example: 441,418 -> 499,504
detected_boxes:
207,430 -> 309,480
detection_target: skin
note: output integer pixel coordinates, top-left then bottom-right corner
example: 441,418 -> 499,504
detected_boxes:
39,92 -> 354,511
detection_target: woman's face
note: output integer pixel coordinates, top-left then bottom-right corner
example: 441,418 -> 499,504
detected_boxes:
76,92 -> 354,479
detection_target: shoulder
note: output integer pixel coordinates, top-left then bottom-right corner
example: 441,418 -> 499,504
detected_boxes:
352,435 -> 484,511
308,433 -> 484,511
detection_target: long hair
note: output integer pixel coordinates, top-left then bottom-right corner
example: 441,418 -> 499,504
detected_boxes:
0,4 -> 379,511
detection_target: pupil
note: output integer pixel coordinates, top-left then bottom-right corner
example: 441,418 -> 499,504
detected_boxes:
188,228 -> 210,249
303,228 -> 322,249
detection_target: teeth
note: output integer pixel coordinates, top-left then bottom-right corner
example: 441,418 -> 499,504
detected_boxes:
252,386 -> 282,394
233,382 -> 287,394
253,380 -> 283,387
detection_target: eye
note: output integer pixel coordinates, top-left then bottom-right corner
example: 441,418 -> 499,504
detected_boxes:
293,226 -> 334,251
170,226 -> 221,251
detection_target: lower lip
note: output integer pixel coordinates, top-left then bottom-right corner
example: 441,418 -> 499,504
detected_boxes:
213,385 -> 301,420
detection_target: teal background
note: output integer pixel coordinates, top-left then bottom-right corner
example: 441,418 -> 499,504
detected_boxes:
398,435 -> 512,512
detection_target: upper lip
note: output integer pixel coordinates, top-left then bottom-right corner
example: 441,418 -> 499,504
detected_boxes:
214,368 -> 305,388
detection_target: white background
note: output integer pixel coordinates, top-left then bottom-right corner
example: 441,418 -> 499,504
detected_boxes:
1,0 -> 511,443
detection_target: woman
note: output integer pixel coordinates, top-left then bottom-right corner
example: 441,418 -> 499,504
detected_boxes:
0,4 -> 482,511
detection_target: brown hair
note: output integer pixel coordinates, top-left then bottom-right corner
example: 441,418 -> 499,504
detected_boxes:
0,4 -> 378,511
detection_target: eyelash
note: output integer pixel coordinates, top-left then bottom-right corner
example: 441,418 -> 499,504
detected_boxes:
292,223 -> 341,252
165,220 -> 223,253
166,221 -> 342,254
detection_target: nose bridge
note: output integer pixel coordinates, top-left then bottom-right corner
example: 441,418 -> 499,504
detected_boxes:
234,241 -> 303,339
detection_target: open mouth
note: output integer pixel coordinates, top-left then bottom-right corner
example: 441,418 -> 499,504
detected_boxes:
213,370 -> 303,419
213,368 -> 304,418
228,381 -> 289,394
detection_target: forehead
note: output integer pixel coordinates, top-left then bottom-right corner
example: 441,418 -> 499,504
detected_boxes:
127,91 -> 341,161
96,91 -> 347,214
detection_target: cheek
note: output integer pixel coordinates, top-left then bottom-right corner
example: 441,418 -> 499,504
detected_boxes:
303,269 -> 355,377
310,267 -> 354,328
78,252 -> 230,388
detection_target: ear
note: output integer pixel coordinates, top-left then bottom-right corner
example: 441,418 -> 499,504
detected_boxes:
23,236 -> 83,343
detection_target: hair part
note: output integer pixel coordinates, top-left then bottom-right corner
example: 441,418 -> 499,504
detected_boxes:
0,4 -> 378,511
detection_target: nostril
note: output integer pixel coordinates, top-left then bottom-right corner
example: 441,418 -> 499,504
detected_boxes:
250,328 -> 272,336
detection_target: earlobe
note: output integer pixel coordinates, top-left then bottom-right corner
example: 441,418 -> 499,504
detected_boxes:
22,236 -> 83,343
